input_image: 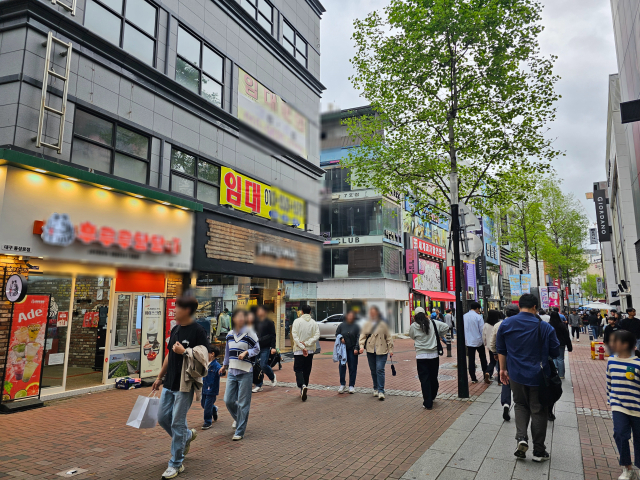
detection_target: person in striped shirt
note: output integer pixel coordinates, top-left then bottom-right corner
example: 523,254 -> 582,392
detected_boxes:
607,330 -> 640,480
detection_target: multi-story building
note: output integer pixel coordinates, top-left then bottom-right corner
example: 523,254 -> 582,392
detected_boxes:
0,0 -> 324,404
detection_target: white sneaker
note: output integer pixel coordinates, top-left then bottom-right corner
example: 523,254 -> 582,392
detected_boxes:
373,391 -> 379,397
338,385 -> 345,394
252,386 -> 263,393
162,465 -> 185,478
378,393 -> 385,401
301,385 -> 308,401
232,435 -> 243,441
577,339 -> 580,342
619,468 -> 636,480
183,429 -> 197,455
349,386 -> 355,394
232,421 -> 236,429
271,375 -> 277,387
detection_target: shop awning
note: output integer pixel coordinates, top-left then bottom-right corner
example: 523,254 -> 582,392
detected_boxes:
414,290 -> 456,301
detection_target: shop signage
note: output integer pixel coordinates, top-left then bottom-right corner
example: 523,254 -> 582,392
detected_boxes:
164,299 -> 176,358
38,213 -> 181,255
56,312 -> 68,327
521,274 -> 532,294
548,286 -> 559,308
220,167 -> 306,228
238,68 -> 307,158
5,274 -> 27,303
383,229 -> 403,246
446,266 -> 456,292
597,277 -> 604,294
406,249 -> 419,274
413,259 -> 442,291
410,237 -> 446,260
594,190 -> 611,242
509,275 -> 522,296
325,235 -> 383,245
2,295 -> 49,402
540,286 -> 549,309
589,228 -> 598,245
140,297 -> 164,378
256,243 -> 297,261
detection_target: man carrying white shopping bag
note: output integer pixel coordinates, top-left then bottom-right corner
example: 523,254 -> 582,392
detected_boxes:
152,295 -> 210,479
127,392 -> 161,429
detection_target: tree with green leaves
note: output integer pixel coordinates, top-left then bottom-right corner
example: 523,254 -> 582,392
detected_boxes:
582,274 -> 605,301
342,0 -> 561,217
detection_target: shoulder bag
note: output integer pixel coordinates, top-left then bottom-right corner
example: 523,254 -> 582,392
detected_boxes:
537,321 -> 562,407
431,319 -> 444,356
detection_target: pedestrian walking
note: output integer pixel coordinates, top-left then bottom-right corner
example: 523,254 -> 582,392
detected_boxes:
608,330 -> 640,480
549,311 -> 572,381
496,293 -> 560,463
291,304 -> 320,402
538,309 -> 550,323
201,346 -> 221,430
217,308 -> 231,338
220,309 -> 260,441
619,309 -> 640,351
587,310 -> 601,340
359,305 -> 394,401
444,308 -> 455,337
252,305 -> 277,393
152,295 -> 210,479
604,317 -> 620,356
484,310 -> 501,383
463,302 -> 488,384
568,309 -> 581,342
336,310 -> 360,394
409,307 -> 449,410
490,304 -> 520,421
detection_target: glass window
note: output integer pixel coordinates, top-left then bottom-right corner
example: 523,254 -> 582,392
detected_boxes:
170,147 -> 220,203
125,0 -> 156,36
176,57 -> 200,94
171,175 -> 194,196
202,47 -> 223,82
201,75 -> 222,107
85,0 -> 121,46
241,0 -> 257,17
177,27 -> 200,65
100,0 -> 123,12
123,25 -> 154,65
258,0 -> 272,19
74,109 -> 113,145
116,126 -> 149,158
283,22 -> 294,42
197,182 -> 219,205
171,150 -> 195,175
71,138 -> 112,173
114,153 -> 148,184
198,160 -> 219,183
242,0 -> 273,34
282,20 -> 308,67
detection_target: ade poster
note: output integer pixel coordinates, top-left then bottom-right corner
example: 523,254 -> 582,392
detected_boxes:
139,297 -> 164,379
165,298 -> 176,358
2,295 -> 50,402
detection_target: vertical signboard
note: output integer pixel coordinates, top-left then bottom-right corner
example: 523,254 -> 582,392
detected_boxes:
596,277 -> 604,295
594,190 -> 611,242
164,298 -> 176,358
548,286 -> 559,308
140,297 -> 164,379
520,274 -> 532,294
589,228 -> 598,244
406,249 -> 419,274
509,275 -> 522,296
446,266 -> 456,293
2,295 -> 50,402
540,286 -> 550,310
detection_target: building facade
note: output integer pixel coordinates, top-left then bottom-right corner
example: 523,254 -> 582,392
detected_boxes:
0,0 -> 324,402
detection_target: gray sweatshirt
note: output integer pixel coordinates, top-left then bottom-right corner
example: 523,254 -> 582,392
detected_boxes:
409,319 -> 450,356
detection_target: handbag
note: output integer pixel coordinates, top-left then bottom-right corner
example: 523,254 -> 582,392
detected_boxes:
537,321 -> 563,407
126,392 -> 160,429
253,362 -> 264,385
431,319 -> 444,356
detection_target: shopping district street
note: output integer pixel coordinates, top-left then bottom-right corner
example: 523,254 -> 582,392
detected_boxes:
0,338 -> 615,480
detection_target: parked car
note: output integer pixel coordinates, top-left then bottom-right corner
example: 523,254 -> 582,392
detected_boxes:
318,314 -> 344,339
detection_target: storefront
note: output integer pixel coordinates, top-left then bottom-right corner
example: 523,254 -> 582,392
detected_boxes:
192,210 -> 323,351
0,166 -> 194,401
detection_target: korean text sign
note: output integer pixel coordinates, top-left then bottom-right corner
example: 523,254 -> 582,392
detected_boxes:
140,297 -> 164,378
220,166 -> 306,228
164,299 -> 176,358
3,295 -> 49,402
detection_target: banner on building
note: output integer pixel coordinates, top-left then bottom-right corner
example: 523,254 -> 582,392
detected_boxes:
597,277 -> 604,294
413,259 -> 442,291
548,286 -> 559,308
509,275 -> 522,296
594,190 -> 611,242
446,266 -> 456,293
540,286 -> 549,310
140,297 -> 164,379
164,298 -> 176,358
520,274 -> 532,294
589,228 -> 598,245
406,249 -> 419,274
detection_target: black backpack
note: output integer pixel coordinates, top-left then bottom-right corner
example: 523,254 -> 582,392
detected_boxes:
537,321 -> 563,407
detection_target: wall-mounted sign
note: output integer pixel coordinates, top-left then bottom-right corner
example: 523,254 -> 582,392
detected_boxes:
82,311 -> 99,328
446,266 -> 456,293
594,190 -> 611,242
256,243 -> 297,261
413,259 -> 442,291
56,312 -> 68,327
410,236 -> 446,260
383,229 -> 403,246
220,167 -> 306,228
238,68 -> 307,158
406,249 -> 419,274
589,228 -> 598,245
324,235 -> 383,246
140,297 -> 164,379
5,274 -> 27,303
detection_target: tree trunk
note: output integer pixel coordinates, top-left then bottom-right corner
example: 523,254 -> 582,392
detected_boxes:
534,246 -> 541,287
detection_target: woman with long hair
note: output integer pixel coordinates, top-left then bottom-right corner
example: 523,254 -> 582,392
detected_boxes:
483,310 -> 501,383
409,307 -> 450,410
549,311 -> 572,380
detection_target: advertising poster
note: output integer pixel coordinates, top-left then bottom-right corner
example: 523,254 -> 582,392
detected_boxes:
548,286 -> 559,308
82,311 -> 99,328
540,287 -> 550,310
509,275 -> 522,296
164,298 -> 176,358
139,297 -> 164,379
406,249 -> 418,274
2,295 -> 50,402
56,312 -> 68,327
465,261 -> 477,299
520,274 -> 532,294
446,266 -> 456,293
413,259 -> 442,291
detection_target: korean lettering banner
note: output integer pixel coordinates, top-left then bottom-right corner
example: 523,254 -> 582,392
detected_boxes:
3,295 -> 49,402
540,287 -> 550,310
410,236 -> 446,260
140,297 -> 164,379
238,68 -> 308,159
520,274 -> 532,294
446,266 -> 456,293
220,167 -> 306,229
509,275 -> 522,296
164,299 -> 176,358
548,286 -> 559,308
406,249 -> 419,274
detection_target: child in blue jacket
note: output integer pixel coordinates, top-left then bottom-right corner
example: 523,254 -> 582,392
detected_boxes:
201,346 -> 221,430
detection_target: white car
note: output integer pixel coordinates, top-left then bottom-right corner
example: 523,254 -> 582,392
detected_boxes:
318,314 -> 344,339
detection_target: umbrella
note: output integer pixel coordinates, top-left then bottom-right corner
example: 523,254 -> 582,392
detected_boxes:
582,302 -> 616,310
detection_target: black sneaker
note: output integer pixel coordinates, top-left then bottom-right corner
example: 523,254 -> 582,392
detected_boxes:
201,423 -> 212,430
212,408 -> 218,422
532,451 -> 550,462
301,386 -> 308,402
548,412 -> 556,421
503,405 -> 511,421
514,440 -> 528,459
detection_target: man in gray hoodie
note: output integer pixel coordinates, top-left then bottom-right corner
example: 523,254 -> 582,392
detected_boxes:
568,309 -> 581,342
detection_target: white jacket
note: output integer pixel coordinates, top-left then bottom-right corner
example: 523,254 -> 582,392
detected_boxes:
292,314 -> 320,353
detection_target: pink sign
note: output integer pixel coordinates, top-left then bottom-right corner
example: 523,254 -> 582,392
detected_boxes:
406,249 -> 419,274
411,237 -> 446,260
548,286 -> 559,308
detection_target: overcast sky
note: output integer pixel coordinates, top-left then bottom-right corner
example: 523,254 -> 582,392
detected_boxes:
319,0 -> 618,222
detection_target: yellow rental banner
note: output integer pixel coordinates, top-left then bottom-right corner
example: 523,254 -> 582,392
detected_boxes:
220,166 -> 305,228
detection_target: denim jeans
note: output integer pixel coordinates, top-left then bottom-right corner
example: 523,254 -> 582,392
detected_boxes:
201,394 -> 218,426
613,411 -> 640,468
158,388 -> 194,469
590,326 -> 599,339
367,352 -> 387,394
553,344 -> 566,378
339,349 -> 359,387
224,372 -> 253,437
255,347 -> 275,387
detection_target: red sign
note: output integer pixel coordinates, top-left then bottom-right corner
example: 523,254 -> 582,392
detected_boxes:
406,249 -> 419,274
82,311 -> 99,328
446,266 -> 456,292
3,295 -> 49,402
411,237 -> 446,260
164,299 -> 176,358
56,312 -> 68,327
565,287 -> 570,300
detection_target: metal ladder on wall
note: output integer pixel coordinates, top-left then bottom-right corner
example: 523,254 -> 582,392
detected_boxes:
35,31 -> 73,155
51,0 -> 76,15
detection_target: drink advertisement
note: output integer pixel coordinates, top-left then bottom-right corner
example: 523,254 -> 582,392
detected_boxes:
140,297 -> 164,379
520,274 -> 532,294
540,287 -> 549,310
165,298 -> 176,358
2,295 -> 50,402
548,286 -> 559,308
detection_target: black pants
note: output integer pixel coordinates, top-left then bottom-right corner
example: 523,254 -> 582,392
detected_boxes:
486,349 -> 497,377
417,357 -> 440,409
293,354 -> 314,389
467,346 -> 488,382
571,326 -> 580,340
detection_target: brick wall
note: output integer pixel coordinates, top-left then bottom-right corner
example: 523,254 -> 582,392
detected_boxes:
0,256 -> 25,383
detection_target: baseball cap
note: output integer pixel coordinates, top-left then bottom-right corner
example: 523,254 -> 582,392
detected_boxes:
414,307 -> 425,314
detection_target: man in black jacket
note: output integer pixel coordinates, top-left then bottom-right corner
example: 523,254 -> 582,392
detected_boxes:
619,308 -> 640,351
587,310 -> 600,339
253,305 -> 277,392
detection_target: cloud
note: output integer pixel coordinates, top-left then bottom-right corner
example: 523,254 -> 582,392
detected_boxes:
319,0 -> 618,221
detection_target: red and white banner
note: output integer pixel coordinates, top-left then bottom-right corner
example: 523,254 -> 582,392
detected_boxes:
446,266 -> 456,292
164,299 -> 176,358
411,236 -> 446,260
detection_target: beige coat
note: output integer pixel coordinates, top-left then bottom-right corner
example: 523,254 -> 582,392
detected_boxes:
180,344 -> 209,401
292,314 -> 320,353
359,320 -> 394,355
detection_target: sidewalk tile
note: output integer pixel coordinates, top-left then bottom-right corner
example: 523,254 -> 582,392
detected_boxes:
436,467 -> 477,480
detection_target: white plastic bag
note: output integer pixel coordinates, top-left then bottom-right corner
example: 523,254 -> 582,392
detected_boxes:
126,392 -> 160,429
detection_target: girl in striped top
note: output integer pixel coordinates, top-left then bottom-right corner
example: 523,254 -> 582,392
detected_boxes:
607,330 -> 640,480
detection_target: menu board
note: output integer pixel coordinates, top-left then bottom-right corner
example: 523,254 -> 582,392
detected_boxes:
139,297 -> 164,379
164,298 -> 176,358
2,295 -> 50,402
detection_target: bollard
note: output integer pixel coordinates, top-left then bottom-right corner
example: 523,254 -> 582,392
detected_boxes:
446,337 -> 452,357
